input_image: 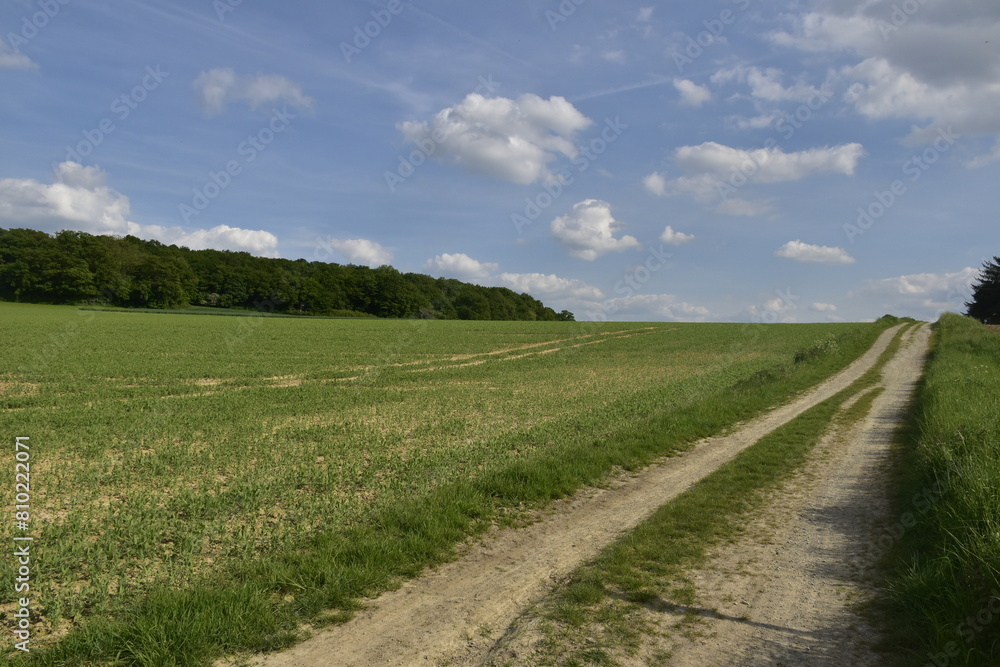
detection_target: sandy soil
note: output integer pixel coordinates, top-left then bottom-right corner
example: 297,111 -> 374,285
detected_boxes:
226,325 -> 906,667
605,322 -> 930,666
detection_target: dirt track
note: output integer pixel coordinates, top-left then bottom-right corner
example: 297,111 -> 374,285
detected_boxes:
234,324 -> 907,667
641,322 -> 931,665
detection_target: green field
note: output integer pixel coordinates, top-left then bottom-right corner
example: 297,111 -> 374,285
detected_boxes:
0,303 -> 892,664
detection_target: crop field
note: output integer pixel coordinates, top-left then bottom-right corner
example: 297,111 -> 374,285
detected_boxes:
0,303 -> 890,664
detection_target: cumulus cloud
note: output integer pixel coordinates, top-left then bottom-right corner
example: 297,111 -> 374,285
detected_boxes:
736,296 -> 799,323
853,267 -> 979,320
326,238 -> 393,267
550,200 -> 641,261
0,162 -> 278,255
598,294 -> 711,322
674,78 -> 712,106
398,93 -> 592,185
143,224 -> 279,254
645,142 -> 863,211
498,272 -> 710,323
643,172 -> 668,196
193,68 -> 315,116
811,302 -> 838,312
675,142 -> 864,185
660,226 -> 695,245
770,1 -> 1000,147
499,272 -> 604,301
0,39 -> 37,70
426,253 -> 499,281
711,66 -> 828,103
775,240 -> 856,265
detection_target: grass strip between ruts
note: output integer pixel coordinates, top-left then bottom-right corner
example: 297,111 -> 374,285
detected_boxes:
516,324 -> 913,666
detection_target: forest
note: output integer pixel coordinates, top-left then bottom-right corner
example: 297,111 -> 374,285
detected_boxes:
0,228 -> 574,321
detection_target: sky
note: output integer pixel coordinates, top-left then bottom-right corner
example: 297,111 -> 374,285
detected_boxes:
1,0 -> 997,323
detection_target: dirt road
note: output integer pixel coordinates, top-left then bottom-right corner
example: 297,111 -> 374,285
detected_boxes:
235,324 -> 909,667
633,322 -> 931,665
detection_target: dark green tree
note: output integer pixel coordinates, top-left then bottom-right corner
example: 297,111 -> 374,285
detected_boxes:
966,257 -> 1000,324
0,227 -> 574,320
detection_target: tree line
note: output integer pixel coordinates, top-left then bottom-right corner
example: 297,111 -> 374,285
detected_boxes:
0,228 -> 575,321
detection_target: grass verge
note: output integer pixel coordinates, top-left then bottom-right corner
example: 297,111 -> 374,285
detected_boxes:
504,324 -> 913,666
877,314 -> 1000,666
11,321 -> 902,666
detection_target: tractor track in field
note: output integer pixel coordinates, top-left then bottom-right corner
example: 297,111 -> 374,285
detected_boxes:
226,324 -> 911,667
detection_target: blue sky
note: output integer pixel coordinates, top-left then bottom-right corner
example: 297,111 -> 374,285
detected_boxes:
1,0 -> 997,322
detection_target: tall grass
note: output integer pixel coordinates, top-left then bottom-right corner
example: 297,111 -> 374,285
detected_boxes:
881,314 -> 1000,665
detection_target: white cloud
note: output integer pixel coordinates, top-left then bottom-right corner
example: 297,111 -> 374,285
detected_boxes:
966,141 -> 1000,169
771,2 -> 1000,146
550,200 -> 641,261
0,40 -> 37,70
811,302 -> 838,312
193,68 -> 315,116
146,224 -> 279,255
853,267 -> 980,320
712,66 -> 827,103
737,296 -> 799,323
660,226 -> 695,245
326,238 -> 393,267
637,7 -> 654,22
398,93 -> 592,185
674,78 -> 712,106
643,172 -> 668,196
499,272 -> 604,301
598,294 -> 711,322
0,162 -> 278,255
675,142 -> 864,185
426,253 -> 499,281
602,50 -> 626,64
647,142 -> 864,209
775,240 -> 856,265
